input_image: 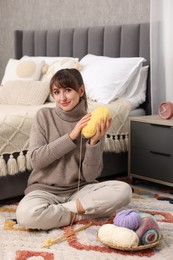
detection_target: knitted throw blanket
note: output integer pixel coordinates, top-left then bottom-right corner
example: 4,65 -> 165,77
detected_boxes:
0,99 -> 131,176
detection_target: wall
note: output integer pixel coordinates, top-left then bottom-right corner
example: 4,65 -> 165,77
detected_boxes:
0,0 -> 150,82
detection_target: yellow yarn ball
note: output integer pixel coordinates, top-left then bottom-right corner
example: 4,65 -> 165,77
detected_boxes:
82,106 -> 111,138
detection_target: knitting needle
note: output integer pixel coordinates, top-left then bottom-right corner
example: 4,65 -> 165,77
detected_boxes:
42,222 -> 92,248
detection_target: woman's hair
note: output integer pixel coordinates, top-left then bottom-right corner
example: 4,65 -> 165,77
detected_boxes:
50,68 -> 88,110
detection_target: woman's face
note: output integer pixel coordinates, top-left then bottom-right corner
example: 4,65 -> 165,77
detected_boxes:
52,85 -> 84,111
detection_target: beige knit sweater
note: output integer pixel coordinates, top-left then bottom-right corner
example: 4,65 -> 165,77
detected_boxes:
25,100 -> 104,195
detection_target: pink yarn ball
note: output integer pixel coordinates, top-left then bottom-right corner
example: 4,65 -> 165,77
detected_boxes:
113,209 -> 141,231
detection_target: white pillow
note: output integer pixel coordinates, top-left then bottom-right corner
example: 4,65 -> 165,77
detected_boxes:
0,80 -> 49,105
80,54 -> 145,104
1,59 -> 45,85
127,66 -> 149,110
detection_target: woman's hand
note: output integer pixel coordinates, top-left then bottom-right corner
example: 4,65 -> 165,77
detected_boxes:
89,117 -> 112,145
69,113 -> 91,140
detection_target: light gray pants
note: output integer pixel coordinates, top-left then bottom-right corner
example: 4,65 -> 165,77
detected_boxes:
16,180 -> 132,230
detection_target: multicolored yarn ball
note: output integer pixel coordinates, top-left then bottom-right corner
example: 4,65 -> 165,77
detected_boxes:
113,209 -> 141,231
141,228 -> 159,245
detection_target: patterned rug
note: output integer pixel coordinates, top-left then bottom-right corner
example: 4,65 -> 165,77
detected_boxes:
0,177 -> 173,260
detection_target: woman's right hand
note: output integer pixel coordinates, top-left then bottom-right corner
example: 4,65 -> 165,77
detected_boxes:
69,113 -> 91,141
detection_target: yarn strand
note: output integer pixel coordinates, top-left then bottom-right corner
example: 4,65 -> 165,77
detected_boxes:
77,135 -> 83,192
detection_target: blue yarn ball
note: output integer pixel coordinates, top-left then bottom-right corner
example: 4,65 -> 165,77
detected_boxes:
113,209 -> 141,231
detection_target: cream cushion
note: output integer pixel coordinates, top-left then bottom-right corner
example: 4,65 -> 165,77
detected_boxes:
0,80 -> 49,105
21,56 -> 80,78
1,59 -> 45,85
21,56 -> 79,65
42,58 -> 81,82
98,224 -> 139,247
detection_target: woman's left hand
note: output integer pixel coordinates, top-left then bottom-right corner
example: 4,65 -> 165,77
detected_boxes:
89,117 -> 112,145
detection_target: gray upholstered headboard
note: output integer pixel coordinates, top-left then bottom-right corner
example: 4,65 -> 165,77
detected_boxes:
14,23 -> 151,114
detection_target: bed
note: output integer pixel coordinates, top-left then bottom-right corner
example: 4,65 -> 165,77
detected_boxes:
0,23 -> 151,201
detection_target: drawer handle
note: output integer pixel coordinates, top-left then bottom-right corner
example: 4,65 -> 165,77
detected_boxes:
150,151 -> 171,157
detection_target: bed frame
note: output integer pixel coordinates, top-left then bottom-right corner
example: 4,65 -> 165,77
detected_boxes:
0,23 -> 150,201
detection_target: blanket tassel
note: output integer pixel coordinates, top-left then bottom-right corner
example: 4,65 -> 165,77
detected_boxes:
114,136 -> 122,153
17,152 -> 26,172
0,155 -> 7,176
7,155 -> 19,175
104,137 -> 112,152
125,134 -> 129,150
119,135 -> 127,152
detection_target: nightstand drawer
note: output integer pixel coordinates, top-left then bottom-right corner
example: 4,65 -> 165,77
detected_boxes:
130,147 -> 173,183
131,121 -> 173,154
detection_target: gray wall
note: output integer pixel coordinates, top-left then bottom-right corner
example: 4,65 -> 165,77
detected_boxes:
0,0 -> 150,82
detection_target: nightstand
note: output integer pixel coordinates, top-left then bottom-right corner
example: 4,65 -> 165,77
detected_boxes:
128,115 -> 173,187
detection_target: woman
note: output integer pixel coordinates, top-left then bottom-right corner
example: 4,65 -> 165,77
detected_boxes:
16,68 -> 132,230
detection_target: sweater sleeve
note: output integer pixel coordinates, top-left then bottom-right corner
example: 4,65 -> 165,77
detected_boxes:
29,110 -> 77,170
81,138 -> 104,181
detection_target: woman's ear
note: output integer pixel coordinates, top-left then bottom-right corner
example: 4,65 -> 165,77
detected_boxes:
79,85 -> 85,97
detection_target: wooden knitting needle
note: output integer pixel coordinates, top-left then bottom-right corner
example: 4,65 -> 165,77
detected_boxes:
42,222 -> 92,248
